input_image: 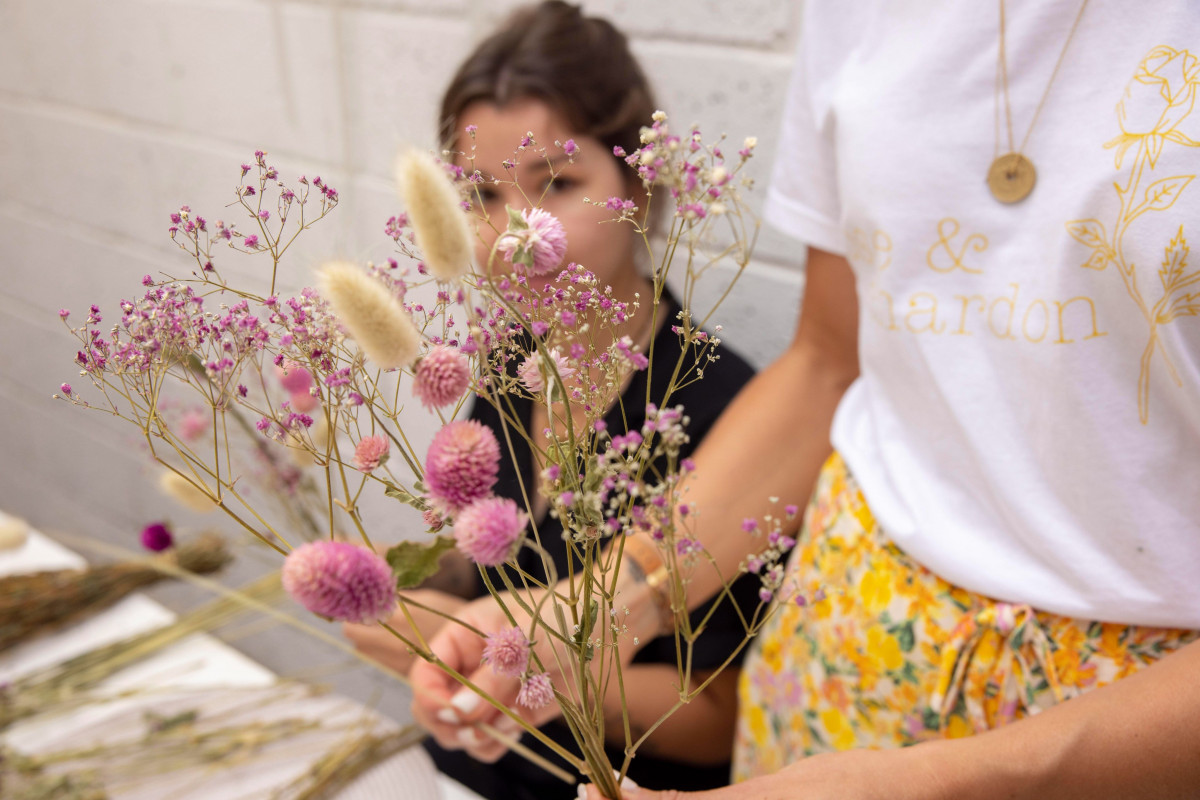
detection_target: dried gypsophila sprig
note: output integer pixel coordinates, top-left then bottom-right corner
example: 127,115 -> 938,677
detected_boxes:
168,150 -> 339,296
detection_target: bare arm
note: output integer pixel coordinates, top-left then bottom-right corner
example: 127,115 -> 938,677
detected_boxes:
925,635 -> 1200,800
592,637 -> 1200,800
601,665 -> 740,766
638,247 -> 859,622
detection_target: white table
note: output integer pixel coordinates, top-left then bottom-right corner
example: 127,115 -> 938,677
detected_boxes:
0,513 -> 482,800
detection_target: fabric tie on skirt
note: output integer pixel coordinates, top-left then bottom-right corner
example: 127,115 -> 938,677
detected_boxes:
930,602 -> 1067,733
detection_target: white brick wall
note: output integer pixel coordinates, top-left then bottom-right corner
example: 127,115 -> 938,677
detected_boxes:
0,0 -> 805,706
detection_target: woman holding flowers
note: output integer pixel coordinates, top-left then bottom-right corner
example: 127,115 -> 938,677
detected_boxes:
345,3 -> 759,798
414,1 -> 1200,798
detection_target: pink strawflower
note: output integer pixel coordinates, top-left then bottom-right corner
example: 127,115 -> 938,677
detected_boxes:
453,497 -> 527,566
276,361 -> 314,394
518,348 -> 575,394
281,540 -> 396,623
178,409 -> 210,442
413,346 -> 471,409
290,388 -> 320,413
425,420 -> 501,511
140,522 -> 174,552
497,208 -> 568,276
353,435 -> 390,473
517,673 -> 555,709
482,626 -> 531,678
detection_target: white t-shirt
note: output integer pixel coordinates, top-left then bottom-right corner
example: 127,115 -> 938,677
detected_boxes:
768,0 -> 1200,628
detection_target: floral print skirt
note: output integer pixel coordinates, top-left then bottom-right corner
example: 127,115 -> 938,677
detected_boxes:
732,452 -> 1199,781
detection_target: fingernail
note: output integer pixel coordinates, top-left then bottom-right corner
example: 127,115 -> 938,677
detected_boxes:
436,708 -> 459,725
616,770 -> 639,794
576,785 -> 588,800
497,716 -> 523,736
456,727 -> 480,746
450,689 -> 480,716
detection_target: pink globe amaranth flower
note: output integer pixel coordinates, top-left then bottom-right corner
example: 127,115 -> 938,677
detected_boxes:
497,208 -> 568,276
140,522 -> 174,552
517,348 -> 575,394
290,389 -> 320,413
276,361 -> 314,394
353,435 -> 390,473
281,540 -> 396,623
425,420 -> 501,511
482,626 -> 531,678
413,346 -> 471,409
178,409 -> 210,442
454,497 -> 527,566
517,672 -> 555,710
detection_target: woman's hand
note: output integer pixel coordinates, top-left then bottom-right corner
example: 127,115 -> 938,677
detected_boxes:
409,589 -> 565,762
581,748 -> 937,800
343,588 -> 467,675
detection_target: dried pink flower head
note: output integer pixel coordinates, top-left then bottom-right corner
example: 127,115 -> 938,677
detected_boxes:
178,409 -> 210,442
276,361 -> 314,394
453,496 -> 527,566
517,672 -> 555,709
281,540 -> 396,623
482,626 -> 531,678
140,522 -> 174,552
425,420 -> 501,511
497,208 -> 568,276
413,346 -> 471,409
353,435 -> 390,473
518,348 -> 575,394
289,389 -> 320,413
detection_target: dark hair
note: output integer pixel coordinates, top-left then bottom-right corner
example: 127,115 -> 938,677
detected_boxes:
438,1 -> 656,171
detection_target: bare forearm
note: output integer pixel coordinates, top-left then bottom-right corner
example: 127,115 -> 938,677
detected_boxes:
677,339 -> 854,612
922,638 -> 1200,799
601,665 -> 740,765
344,588 -> 466,674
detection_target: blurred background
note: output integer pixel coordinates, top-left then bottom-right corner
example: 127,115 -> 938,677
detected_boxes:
0,0 -> 805,723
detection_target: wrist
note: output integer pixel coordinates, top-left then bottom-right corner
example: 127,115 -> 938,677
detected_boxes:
613,533 -> 673,646
911,719 -> 1063,800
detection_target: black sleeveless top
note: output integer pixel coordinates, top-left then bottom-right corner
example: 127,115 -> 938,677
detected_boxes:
425,294 -> 759,798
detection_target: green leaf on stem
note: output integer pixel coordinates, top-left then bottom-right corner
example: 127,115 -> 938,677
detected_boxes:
383,481 -> 428,511
506,205 -> 529,232
386,536 -> 457,589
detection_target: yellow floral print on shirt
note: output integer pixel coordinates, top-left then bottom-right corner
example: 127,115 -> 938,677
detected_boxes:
732,453 -> 1198,781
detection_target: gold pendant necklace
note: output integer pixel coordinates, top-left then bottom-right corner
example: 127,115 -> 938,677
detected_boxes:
989,0 -> 1089,204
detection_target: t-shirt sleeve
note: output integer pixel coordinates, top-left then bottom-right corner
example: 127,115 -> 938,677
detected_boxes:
764,1 -> 850,256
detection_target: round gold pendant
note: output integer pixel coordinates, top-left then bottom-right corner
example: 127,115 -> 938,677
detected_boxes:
987,152 -> 1036,203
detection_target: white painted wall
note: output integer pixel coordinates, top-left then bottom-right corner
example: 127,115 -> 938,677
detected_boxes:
0,0 -> 805,716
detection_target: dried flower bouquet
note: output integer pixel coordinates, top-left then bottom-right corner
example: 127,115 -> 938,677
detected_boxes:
56,114 -> 795,799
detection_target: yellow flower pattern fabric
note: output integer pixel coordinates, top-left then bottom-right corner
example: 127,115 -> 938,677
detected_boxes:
732,453 -> 1199,781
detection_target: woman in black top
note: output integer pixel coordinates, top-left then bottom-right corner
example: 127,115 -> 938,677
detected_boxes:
432,290 -> 757,799
344,3 -> 763,796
